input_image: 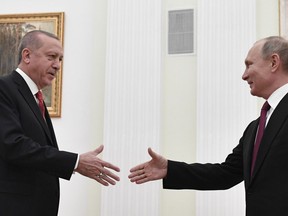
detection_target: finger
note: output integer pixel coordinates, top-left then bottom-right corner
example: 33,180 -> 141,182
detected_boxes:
129,168 -> 146,181
94,175 -> 109,186
130,174 -> 149,184
98,166 -> 120,181
100,174 -> 118,185
102,161 -> 120,172
128,172 -> 138,179
129,174 -> 144,182
135,178 -> 150,184
95,172 -> 119,186
128,168 -> 144,178
104,171 -> 120,182
130,163 -> 146,172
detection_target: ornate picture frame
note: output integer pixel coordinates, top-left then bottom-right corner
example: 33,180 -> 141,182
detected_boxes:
0,12 -> 64,117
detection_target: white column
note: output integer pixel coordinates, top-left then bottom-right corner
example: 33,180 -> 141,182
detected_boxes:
101,0 -> 162,216
196,0 -> 258,216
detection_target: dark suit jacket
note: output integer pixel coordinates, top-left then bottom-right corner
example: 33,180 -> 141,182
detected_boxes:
0,71 -> 78,216
163,93 -> 288,216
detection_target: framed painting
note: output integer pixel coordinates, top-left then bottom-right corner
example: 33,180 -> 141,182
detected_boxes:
0,12 -> 64,117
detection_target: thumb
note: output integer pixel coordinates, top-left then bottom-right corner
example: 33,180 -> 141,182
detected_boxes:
93,144 -> 104,155
148,147 -> 158,159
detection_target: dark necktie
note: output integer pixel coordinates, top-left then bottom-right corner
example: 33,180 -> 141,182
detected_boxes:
251,101 -> 270,175
36,91 -> 45,119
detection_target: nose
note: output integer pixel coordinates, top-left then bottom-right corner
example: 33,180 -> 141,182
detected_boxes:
52,59 -> 61,70
242,69 -> 248,81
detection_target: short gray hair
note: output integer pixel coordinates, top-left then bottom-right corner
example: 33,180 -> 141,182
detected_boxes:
261,36 -> 288,71
17,30 -> 59,64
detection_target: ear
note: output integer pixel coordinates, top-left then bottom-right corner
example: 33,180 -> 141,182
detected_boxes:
22,48 -> 31,64
271,53 -> 280,72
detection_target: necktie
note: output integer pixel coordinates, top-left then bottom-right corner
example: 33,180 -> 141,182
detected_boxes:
35,91 -> 45,119
251,101 -> 270,175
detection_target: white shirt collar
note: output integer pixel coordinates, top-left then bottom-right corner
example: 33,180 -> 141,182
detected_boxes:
267,83 -> 288,111
264,83 -> 288,124
15,68 -> 39,96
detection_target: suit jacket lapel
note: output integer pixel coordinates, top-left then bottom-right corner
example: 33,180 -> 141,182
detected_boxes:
43,103 -> 58,148
251,93 -> 288,180
243,120 -> 259,184
12,71 -> 54,145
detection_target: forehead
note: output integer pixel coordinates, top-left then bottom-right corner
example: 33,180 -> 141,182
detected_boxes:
38,34 -> 63,53
245,41 -> 264,62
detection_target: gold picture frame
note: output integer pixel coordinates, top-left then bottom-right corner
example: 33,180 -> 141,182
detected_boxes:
0,12 -> 64,117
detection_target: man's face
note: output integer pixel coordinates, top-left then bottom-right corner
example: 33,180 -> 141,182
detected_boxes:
26,34 -> 63,89
242,41 -> 273,99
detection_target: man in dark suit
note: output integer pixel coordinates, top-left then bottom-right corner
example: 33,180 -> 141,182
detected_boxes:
128,36 -> 288,215
0,30 -> 120,216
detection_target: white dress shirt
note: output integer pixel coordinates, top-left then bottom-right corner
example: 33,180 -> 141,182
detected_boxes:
266,83 -> 288,125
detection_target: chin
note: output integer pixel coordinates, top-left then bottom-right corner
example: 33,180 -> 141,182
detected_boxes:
42,82 -> 53,89
47,78 -> 55,84
250,90 -> 257,96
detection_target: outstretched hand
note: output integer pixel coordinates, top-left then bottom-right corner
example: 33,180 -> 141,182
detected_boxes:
128,148 -> 168,184
75,145 -> 120,186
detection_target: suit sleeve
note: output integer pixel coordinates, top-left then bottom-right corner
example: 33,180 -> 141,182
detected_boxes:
163,141 -> 244,190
